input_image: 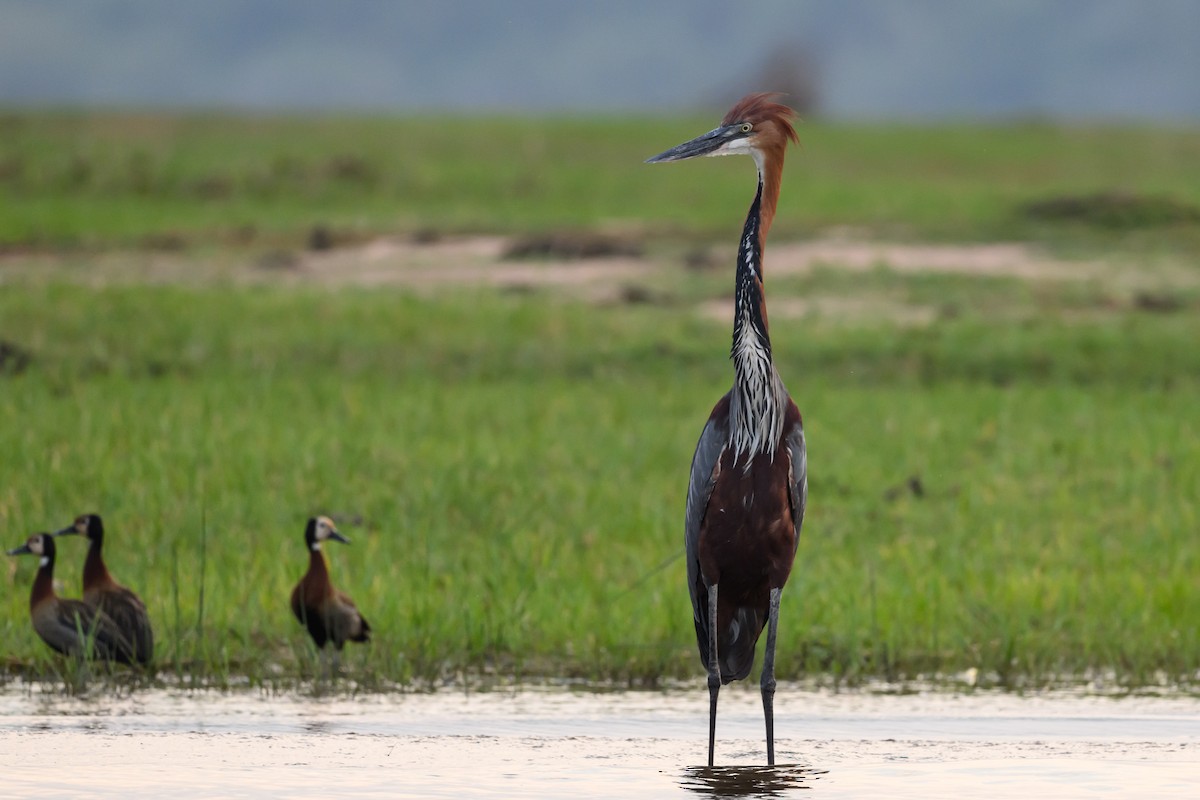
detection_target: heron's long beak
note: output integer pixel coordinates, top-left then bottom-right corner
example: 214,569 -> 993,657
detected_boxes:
6,543 -> 31,556
645,124 -> 742,163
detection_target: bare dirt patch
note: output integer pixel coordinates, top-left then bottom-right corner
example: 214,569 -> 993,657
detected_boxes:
0,234 -> 1104,289
4,232 -> 1195,326
287,235 -> 1109,291
298,235 -> 1119,325
764,239 -> 1097,280
295,235 -> 650,289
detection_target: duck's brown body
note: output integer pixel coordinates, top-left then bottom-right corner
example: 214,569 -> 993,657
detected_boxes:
291,517 -> 370,652
291,549 -> 371,650
57,514 -> 154,666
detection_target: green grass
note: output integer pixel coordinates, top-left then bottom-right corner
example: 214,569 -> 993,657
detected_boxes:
1,109 -> 1196,691
1,274 -> 1196,690
2,111 -> 1199,254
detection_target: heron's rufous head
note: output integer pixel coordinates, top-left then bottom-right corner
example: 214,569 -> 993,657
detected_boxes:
645,92 -> 798,170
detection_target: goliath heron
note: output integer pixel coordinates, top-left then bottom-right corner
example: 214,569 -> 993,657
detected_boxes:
647,93 -> 807,766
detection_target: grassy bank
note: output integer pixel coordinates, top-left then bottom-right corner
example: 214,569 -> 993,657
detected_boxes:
1,271 -> 1196,690
2,111 -> 1199,254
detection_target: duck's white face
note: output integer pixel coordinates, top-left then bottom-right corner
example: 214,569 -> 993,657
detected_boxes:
6,534 -> 50,565
315,516 -> 338,542
17,535 -> 51,567
310,516 -> 345,551
309,515 -> 350,550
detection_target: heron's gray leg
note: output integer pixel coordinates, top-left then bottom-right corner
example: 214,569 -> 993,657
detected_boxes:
707,583 -> 720,767
761,587 -> 782,765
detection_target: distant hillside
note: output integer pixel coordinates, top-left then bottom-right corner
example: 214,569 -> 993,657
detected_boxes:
1,0 -> 1198,119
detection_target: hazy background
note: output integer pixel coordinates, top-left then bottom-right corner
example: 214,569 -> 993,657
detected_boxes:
2,0 -> 1198,120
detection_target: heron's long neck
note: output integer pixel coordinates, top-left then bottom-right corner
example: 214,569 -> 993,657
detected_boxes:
729,174 -> 786,460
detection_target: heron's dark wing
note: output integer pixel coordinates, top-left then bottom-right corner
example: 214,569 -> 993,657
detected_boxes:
785,412 -> 807,548
685,393 -> 731,666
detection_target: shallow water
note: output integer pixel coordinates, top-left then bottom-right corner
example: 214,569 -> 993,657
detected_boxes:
1,684 -> 1196,798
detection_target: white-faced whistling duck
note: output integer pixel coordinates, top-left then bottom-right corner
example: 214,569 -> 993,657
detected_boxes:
54,513 -> 154,666
291,516 -> 371,659
648,94 -> 806,766
7,533 -> 133,664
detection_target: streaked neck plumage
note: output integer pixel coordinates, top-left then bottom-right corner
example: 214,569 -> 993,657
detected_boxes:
729,160 -> 788,461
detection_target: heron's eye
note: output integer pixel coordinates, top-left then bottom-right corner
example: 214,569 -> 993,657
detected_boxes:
741,123 -> 753,133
